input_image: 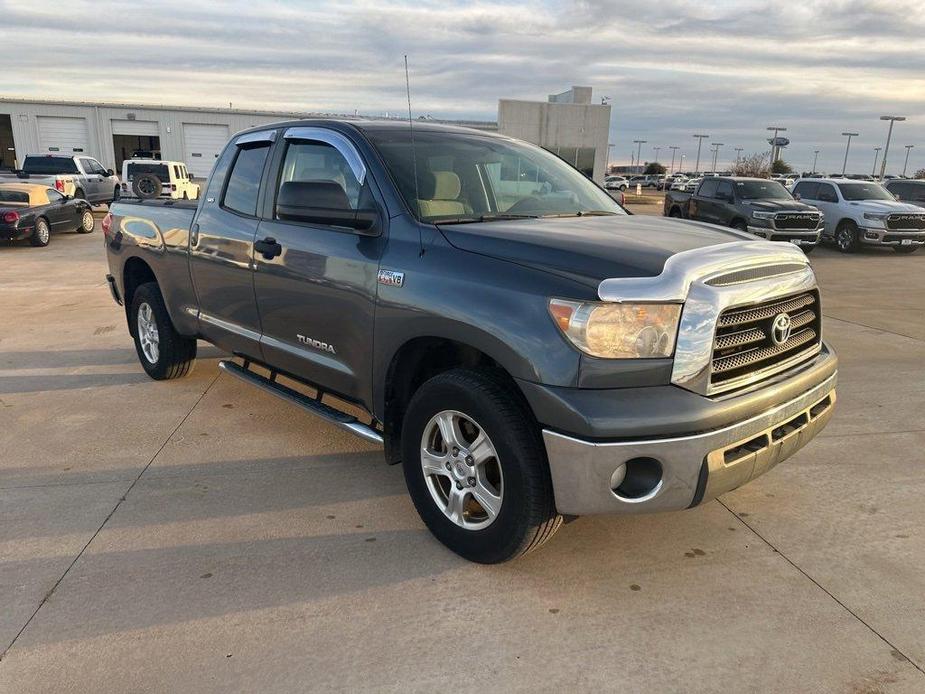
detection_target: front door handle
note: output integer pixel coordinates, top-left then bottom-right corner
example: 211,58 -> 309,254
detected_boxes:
254,236 -> 283,260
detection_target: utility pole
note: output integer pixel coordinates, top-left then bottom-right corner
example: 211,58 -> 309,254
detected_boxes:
812,149 -> 820,173
711,143 -> 724,173
872,147 -> 882,177
766,126 -> 787,166
633,140 -> 647,172
669,146 -> 679,174
903,145 -> 914,177
841,132 -> 858,175
692,134 -> 709,174
878,115 -> 906,180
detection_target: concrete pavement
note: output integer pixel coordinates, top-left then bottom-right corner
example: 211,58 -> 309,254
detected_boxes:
1,214 -> 923,692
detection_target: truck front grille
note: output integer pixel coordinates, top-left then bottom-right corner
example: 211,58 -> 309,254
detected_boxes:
886,214 -> 925,230
773,213 -> 820,230
711,290 -> 821,392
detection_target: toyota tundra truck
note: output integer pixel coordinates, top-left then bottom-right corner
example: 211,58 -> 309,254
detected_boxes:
664,176 -> 823,252
102,120 -> 837,563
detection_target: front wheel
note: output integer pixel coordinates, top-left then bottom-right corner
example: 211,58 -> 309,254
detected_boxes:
77,209 -> 94,233
893,245 -> 919,254
801,244 -> 816,255
130,282 -> 196,380
835,222 -> 860,253
401,369 -> 561,563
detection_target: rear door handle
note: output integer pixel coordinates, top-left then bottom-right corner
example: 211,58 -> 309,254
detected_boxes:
254,236 -> 282,260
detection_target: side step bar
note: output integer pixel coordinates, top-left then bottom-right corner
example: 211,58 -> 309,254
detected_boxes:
218,360 -> 384,445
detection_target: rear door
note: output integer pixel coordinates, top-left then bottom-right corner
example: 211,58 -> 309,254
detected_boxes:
188,130 -> 275,358
252,126 -> 384,403
691,178 -> 719,223
714,180 -> 735,225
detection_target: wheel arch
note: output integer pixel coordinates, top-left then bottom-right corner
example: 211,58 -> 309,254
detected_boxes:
122,256 -> 158,335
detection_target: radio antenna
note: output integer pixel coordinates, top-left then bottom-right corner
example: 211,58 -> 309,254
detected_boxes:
404,55 -> 424,257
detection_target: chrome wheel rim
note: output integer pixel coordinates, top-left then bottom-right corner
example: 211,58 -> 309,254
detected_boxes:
37,221 -> 49,244
82,211 -> 94,231
420,410 -> 503,530
137,302 -> 159,364
837,228 -> 852,250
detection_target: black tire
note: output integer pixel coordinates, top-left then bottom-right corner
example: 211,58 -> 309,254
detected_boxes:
668,208 -> 683,218
893,245 -> 919,254
835,222 -> 860,253
401,369 -> 561,564
30,217 -> 50,247
130,282 -> 196,380
77,208 -> 95,233
802,244 -> 816,255
111,186 -> 121,203
731,219 -> 748,233
74,188 -> 86,200
132,174 -> 162,200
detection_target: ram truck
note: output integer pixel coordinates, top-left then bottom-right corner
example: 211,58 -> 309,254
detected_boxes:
793,178 -> 925,254
665,176 -> 823,252
103,120 -> 838,563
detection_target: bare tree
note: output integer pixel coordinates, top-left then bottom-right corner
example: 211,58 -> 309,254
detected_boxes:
733,151 -> 771,178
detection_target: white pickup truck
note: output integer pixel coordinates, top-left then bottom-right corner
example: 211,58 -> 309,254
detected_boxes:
5,154 -> 121,204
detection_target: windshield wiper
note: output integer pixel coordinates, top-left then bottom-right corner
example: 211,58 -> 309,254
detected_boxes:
437,213 -> 540,225
538,210 -> 621,218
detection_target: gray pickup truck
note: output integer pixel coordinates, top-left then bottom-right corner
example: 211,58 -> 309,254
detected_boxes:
103,120 -> 838,563
6,154 -> 121,204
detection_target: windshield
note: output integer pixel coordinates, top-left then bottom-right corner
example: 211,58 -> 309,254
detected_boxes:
366,129 -> 624,222
736,180 -> 792,200
22,156 -> 79,175
837,182 -> 895,201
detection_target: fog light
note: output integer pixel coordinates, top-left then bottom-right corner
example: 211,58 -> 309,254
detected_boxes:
612,457 -> 663,501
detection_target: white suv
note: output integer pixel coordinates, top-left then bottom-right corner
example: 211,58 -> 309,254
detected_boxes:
792,178 -> 925,254
120,159 -> 200,200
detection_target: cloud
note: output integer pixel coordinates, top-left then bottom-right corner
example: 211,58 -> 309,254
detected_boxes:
0,0 -> 922,173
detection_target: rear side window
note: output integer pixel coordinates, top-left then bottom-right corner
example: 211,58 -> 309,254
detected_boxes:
817,184 -> 838,202
698,179 -> 719,198
127,163 -> 170,183
0,189 -> 29,203
793,181 -> 819,199
22,157 -> 79,175
716,181 -> 734,200
223,144 -> 271,216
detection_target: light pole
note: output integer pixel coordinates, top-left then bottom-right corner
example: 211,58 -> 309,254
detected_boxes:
878,115 -> 906,180
692,134 -> 709,174
812,149 -> 820,173
669,146 -> 679,174
767,126 -> 787,165
653,146 -> 661,163
734,147 -> 743,164
903,145 -> 914,177
679,154 -> 686,174
841,132 -> 858,175
872,147 -> 882,177
711,143 -> 724,173
633,140 -> 647,172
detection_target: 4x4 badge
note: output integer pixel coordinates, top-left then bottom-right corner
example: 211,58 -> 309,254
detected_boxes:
378,269 -> 405,287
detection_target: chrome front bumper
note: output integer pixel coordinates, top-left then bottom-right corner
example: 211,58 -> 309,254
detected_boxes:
859,228 -> 925,246
747,226 -> 820,244
543,371 -> 837,516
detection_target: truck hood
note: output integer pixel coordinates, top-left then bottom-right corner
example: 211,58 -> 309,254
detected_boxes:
846,200 -> 925,214
742,199 -> 819,213
437,215 -> 748,287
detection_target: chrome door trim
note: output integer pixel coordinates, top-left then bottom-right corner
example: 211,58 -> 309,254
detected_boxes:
282,127 -> 367,185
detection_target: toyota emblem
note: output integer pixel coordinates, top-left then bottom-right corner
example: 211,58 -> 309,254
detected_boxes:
771,313 -> 792,345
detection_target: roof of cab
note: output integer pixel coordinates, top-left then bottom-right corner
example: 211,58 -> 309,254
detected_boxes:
233,117 -> 505,140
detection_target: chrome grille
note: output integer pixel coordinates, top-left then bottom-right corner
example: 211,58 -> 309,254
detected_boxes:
711,290 -> 821,392
886,214 -> 925,230
774,213 -> 820,230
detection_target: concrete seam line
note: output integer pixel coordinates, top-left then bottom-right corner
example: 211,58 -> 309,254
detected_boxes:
0,373 -> 221,662
718,498 -> 925,677
821,312 -> 923,344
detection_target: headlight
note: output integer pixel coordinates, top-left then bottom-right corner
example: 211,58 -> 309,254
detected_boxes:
548,299 -> 681,359
863,212 -> 888,222
751,211 -> 775,220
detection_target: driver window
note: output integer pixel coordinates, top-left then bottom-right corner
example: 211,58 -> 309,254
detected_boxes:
277,141 -> 362,217
46,189 -> 64,203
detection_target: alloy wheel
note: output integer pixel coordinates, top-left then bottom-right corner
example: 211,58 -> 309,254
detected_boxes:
137,302 -> 160,364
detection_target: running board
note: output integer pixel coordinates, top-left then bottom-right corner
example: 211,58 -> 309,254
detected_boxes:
218,360 -> 383,445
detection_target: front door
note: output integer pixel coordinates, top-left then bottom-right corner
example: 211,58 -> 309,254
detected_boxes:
43,189 -> 78,230
252,127 -> 383,403
189,132 -> 274,358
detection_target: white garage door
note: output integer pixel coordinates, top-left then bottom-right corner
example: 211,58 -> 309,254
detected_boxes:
37,116 -> 90,154
111,119 -> 159,136
183,123 -> 229,177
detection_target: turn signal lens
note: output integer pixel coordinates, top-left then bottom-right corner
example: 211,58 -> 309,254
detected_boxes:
548,299 -> 682,359
101,212 -> 113,237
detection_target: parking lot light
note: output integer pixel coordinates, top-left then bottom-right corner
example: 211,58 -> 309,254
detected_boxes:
693,134 -> 709,174
872,147 -> 882,177
669,146 -> 680,174
878,115 -> 906,181
841,132 -> 859,175
633,140 -> 647,173
903,145 -> 914,177
812,150 -> 820,173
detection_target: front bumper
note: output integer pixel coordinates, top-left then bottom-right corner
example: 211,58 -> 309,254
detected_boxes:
747,225 -> 821,245
859,227 -> 925,246
541,364 -> 837,516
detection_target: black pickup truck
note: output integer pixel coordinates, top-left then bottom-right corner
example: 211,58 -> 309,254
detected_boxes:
103,120 -> 837,563
664,177 -> 824,252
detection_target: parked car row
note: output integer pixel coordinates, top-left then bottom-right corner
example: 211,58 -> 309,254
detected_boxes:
664,175 -> 925,254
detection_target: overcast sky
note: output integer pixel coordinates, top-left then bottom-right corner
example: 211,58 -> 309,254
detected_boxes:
2,0 -> 923,174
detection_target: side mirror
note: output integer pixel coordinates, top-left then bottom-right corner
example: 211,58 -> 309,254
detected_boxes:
793,193 -> 801,201
107,169 -> 114,177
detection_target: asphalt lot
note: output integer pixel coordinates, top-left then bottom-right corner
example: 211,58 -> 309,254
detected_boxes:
1,208 -> 924,693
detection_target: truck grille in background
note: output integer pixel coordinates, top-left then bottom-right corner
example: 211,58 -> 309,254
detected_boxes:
886,214 -> 925,230
711,290 -> 821,392
773,213 -> 820,230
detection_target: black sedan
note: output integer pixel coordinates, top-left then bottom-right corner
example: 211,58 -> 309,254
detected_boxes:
0,183 -> 95,247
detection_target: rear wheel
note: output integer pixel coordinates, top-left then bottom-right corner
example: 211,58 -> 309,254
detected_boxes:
893,245 -> 919,254
835,222 -> 860,253
668,208 -> 683,218
30,217 -> 50,247
731,219 -> 748,233
401,369 -> 561,563
130,282 -> 196,380
77,209 -> 95,233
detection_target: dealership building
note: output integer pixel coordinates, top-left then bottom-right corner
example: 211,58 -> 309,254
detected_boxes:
0,87 -> 611,181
